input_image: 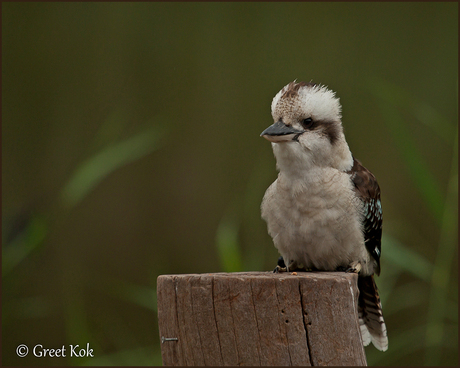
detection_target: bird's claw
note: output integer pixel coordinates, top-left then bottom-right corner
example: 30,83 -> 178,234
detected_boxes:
345,261 -> 362,274
273,265 -> 287,273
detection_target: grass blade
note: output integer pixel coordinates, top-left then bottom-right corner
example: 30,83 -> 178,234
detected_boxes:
60,125 -> 166,208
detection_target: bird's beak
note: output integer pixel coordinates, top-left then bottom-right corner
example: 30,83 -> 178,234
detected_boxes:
260,120 -> 303,143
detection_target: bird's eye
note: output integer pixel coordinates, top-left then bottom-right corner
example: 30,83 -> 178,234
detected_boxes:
301,117 -> 314,129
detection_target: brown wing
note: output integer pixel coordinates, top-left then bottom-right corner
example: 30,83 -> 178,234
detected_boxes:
347,158 -> 383,275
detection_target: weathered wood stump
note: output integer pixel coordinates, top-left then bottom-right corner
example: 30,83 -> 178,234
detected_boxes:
157,272 -> 366,366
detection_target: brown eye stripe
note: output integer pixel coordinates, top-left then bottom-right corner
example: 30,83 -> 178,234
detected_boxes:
301,119 -> 340,144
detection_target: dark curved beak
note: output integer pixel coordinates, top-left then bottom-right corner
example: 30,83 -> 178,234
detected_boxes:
260,121 -> 303,142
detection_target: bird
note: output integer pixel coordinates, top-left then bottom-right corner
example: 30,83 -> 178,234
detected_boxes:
260,80 -> 388,352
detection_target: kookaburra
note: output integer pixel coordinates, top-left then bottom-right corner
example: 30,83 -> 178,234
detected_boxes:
260,81 -> 388,352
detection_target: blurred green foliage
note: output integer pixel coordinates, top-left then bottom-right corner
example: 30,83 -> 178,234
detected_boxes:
2,2 -> 457,366
60,124 -> 166,208
364,80 -> 458,366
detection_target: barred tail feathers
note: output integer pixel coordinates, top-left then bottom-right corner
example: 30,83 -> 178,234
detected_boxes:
358,275 -> 388,352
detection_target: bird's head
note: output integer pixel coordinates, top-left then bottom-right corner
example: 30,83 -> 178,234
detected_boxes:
261,81 -> 353,174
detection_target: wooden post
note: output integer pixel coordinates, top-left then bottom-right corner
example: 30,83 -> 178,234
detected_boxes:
157,272 -> 367,366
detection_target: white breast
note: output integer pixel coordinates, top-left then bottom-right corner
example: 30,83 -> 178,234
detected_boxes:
261,167 -> 371,273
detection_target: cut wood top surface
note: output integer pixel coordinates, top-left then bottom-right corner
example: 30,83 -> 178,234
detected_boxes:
157,271 -> 360,288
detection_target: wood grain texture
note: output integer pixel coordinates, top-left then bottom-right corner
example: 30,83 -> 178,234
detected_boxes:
157,272 -> 367,366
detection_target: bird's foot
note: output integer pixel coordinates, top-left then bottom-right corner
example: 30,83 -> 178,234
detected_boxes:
344,261 -> 362,274
274,256 -> 288,273
273,265 -> 287,273
273,256 -> 308,273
